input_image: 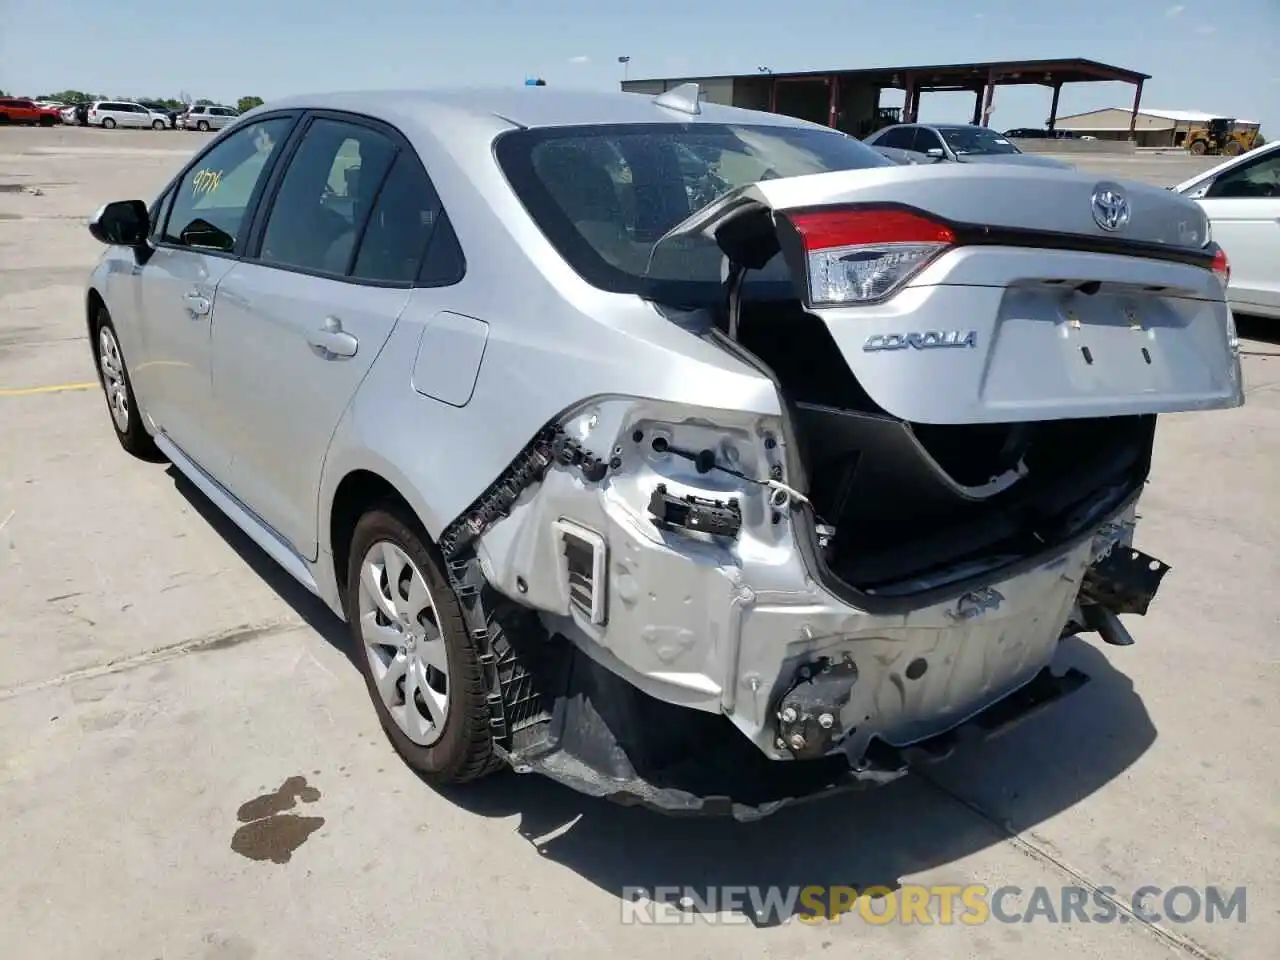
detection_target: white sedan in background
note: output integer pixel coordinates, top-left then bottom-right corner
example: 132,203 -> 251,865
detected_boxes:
1174,140 -> 1280,319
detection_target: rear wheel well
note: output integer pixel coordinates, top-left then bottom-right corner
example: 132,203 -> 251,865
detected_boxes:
330,470 -> 419,600
86,289 -> 106,376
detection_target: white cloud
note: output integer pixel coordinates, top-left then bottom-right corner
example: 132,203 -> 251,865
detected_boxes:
568,55 -> 590,64
1165,4 -> 1184,15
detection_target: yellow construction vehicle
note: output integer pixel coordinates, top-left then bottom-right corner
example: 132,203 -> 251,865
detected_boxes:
1183,117 -> 1259,156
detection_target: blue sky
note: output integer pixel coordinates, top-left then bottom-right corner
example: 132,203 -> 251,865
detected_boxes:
2,0 -> 1275,134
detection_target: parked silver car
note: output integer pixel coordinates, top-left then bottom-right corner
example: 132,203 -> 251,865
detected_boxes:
178,104 -> 239,131
866,122 -> 1072,168
83,85 -> 1242,819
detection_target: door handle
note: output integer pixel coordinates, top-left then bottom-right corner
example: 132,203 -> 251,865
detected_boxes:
306,316 -> 358,359
182,291 -> 211,316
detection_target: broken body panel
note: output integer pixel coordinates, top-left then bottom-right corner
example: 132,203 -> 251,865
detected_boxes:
429,160 -> 1241,816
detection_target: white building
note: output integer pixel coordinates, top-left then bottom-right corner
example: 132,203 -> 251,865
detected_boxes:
1054,107 -> 1261,146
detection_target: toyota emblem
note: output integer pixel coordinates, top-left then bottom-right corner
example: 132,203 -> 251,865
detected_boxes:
1091,185 -> 1131,232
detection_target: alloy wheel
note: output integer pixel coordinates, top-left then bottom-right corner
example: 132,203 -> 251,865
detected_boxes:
356,540 -> 451,746
98,326 -> 130,433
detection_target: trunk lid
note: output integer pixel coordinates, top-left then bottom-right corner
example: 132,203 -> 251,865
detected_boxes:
659,164 -> 1243,425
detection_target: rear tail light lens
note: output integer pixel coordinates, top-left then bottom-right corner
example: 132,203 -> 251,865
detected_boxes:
1211,248 -> 1230,287
784,208 -> 956,306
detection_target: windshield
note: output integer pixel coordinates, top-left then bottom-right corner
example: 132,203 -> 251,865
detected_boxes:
937,126 -> 1021,156
495,122 -> 893,303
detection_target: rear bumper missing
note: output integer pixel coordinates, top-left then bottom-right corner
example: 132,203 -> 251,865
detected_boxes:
501,643 -> 1089,821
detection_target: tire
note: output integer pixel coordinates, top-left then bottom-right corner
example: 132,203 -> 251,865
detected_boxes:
343,504 -> 498,783
152,119 -> 164,130
1223,140 -> 1243,157
1188,139 -> 1207,155
0,114 -> 9,125
196,120 -> 209,132
101,117 -> 116,129
39,116 -> 54,127
92,307 -> 161,460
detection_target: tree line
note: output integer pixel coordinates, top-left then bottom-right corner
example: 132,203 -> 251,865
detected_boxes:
0,90 -> 265,113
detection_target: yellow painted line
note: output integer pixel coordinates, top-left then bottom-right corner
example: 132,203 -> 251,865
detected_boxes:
0,381 -> 98,397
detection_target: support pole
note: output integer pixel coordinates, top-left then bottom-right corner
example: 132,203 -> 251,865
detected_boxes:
1047,82 -> 1062,132
980,71 -> 997,127
1128,79 -> 1144,141
971,87 -> 984,125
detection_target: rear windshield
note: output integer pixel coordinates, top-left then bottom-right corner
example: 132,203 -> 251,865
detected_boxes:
495,122 -> 892,304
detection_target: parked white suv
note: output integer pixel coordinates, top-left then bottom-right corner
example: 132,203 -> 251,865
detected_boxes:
178,104 -> 239,131
88,101 -> 169,130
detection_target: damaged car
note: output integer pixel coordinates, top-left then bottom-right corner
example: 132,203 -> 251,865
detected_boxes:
84,84 -> 1243,819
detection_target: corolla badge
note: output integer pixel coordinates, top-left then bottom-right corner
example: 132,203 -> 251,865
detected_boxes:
863,330 -> 978,351
1091,184 -> 1130,232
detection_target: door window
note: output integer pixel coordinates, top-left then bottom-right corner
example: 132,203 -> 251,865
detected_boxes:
350,152 -> 458,284
257,118 -> 398,275
875,126 -> 916,150
162,116 -> 292,253
1205,151 -> 1280,199
915,128 -> 945,154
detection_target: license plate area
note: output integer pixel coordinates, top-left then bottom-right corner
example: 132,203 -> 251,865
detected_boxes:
979,286 -> 1226,410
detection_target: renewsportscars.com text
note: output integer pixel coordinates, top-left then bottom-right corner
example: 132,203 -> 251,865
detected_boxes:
620,884 -> 1248,926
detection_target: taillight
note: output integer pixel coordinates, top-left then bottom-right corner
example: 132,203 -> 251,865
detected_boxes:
1211,248 -> 1230,287
783,207 -> 957,305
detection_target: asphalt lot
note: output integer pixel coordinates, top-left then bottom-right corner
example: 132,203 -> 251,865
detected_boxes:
1,124 -> 1277,960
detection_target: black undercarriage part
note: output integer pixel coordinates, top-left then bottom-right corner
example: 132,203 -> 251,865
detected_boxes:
774,655 -> 859,760
1081,545 -> 1171,616
647,483 -> 743,538
492,633 -> 1090,821
438,422 -> 609,561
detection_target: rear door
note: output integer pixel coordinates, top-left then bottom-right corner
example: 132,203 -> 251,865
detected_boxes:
209,112 -> 435,558
1194,147 -> 1280,315
134,113 -> 297,477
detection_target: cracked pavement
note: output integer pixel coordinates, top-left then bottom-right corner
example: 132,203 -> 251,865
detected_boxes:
1,125 -> 1276,960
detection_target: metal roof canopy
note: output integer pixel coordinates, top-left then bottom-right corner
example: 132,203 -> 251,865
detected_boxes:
628,57 -> 1151,135
631,57 -> 1151,88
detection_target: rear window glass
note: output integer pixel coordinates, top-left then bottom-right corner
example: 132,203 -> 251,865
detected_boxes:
495,122 -> 892,303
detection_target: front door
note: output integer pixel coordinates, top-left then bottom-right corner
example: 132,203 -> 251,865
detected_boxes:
210,115 -> 440,557
136,113 -> 295,478
1197,148 -> 1280,315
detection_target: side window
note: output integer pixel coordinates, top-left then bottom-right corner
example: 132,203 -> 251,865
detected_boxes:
257,118 -> 398,275
350,151 -> 456,284
916,128 -> 945,154
163,116 -> 292,253
877,127 -> 914,150
1205,151 -> 1280,199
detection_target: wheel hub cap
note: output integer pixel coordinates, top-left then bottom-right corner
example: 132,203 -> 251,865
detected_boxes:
356,541 -> 450,747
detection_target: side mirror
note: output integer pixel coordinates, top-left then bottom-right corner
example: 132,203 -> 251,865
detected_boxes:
88,199 -> 149,247
925,147 -> 945,158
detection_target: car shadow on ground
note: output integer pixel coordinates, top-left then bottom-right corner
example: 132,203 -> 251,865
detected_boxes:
1236,314 -> 1280,352
166,466 -> 1158,927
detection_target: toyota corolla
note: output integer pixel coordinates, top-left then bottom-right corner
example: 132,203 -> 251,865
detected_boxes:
83,85 -> 1243,819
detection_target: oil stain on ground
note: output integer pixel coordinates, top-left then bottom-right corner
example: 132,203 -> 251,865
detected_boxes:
231,775 -> 324,864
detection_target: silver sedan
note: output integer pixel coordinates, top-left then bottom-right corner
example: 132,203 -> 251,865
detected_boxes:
82,85 -> 1242,819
